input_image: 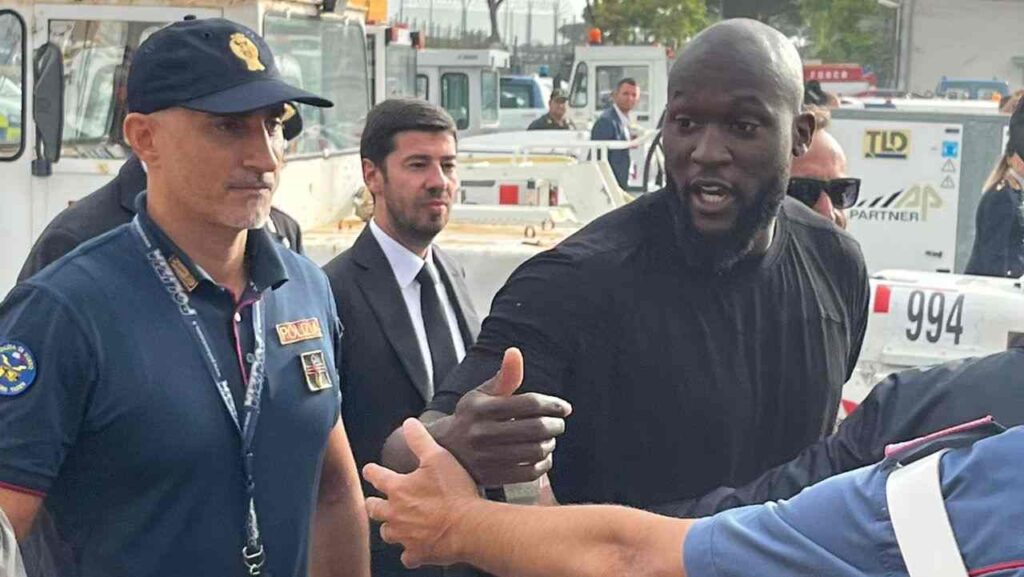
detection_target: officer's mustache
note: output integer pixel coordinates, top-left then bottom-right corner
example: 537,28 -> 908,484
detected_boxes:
227,175 -> 275,190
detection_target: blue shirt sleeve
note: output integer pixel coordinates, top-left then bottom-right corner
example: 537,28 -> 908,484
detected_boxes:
0,283 -> 97,494
683,427 -> 1024,577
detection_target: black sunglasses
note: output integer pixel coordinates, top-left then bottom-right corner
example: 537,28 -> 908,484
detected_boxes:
787,177 -> 861,210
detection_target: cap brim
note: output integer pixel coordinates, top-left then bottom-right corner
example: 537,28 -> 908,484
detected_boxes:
182,78 -> 334,114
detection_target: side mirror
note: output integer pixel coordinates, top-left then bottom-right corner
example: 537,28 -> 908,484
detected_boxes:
32,42 -> 64,176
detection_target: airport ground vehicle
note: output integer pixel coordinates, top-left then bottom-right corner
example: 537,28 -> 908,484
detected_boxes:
366,22 -> 421,105
935,77 -> 1010,101
565,44 -> 669,133
0,0 -> 373,294
416,48 -> 508,135
498,74 -> 551,131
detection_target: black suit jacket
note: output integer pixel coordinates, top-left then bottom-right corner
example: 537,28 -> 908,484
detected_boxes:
324,226 -> 480,476
324,226 -> 481,577
18,155 -> 304,281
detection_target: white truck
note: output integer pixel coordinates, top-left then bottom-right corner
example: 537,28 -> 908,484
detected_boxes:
0,0 -> 373,295
565,44 -> 670,133
416,48 -> 508,136
366,23 -> 421,105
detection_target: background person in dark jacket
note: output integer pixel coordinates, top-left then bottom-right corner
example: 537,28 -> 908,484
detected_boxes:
527,89 -> 575,131
965,98 -> 1024,277
589,78 -> 639,189
652,347 -> 1024,517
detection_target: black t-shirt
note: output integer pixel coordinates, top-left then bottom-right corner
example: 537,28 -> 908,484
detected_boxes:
428,188 -> 869,507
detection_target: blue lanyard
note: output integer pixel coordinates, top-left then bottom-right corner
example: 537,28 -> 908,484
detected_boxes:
131,217 -> 270,575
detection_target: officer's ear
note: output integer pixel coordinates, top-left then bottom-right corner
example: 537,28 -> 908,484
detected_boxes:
123,112 -> 159,166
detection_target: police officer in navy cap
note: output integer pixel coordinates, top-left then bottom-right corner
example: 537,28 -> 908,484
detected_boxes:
16,103 -> 306,283
0,18 -> 369,577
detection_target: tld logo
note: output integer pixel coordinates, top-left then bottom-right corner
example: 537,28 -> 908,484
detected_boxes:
863,129 -> 911,159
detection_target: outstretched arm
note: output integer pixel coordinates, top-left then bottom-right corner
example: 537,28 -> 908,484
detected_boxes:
365,419 -> 691,577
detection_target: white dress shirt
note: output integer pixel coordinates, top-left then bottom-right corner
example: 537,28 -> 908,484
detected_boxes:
613,104 -> 631,140
370,219 -> 467,388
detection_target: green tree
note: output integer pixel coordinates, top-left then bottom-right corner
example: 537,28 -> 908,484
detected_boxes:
588,0 -> 708,47
799,0 -> 896,85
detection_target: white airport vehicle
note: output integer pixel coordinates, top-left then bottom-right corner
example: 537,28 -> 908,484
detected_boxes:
498,74 -> 551,131
565,44 -> 670,133
366,22 -> 421,105
416,48 -> 509,136
845,270 -> 1024,413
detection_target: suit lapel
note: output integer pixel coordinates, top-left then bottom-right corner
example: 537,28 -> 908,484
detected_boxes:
433,247 -> 481,345
351,227 -> 433,401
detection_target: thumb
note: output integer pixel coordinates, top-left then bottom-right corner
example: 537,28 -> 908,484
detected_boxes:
478,347 -> 524,397
403,418 -> 444,462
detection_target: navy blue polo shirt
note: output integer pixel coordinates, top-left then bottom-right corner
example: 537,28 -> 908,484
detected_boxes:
0,197 -> 341,577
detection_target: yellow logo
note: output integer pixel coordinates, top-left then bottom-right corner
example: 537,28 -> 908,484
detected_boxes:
168,255 -> 199,292
863,129 -> 911,159
282,103 -> 297,122
277,318 -> 323,345
229,33 -> 265,72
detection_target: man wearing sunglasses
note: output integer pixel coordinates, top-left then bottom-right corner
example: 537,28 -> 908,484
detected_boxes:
787,128 -> 860,229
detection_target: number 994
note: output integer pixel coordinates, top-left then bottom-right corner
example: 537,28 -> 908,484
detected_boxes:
906,290 -> 964,345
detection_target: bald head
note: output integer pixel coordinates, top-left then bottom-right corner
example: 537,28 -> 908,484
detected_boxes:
791,129 -> 847,181
669,19 -> 805,114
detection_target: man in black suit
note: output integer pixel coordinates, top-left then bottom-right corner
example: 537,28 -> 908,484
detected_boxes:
590,77 -> 639,189
18,115 -> 305,281
323,98 -> 480,577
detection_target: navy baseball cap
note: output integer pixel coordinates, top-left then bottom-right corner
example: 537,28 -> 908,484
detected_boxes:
127,18 -> 333,115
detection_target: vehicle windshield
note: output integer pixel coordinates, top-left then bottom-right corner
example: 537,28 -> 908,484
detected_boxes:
48,19 -> 165,159
500,78 -> 537,109
264,14 -> 369,156
0,11 -> 23,160
595,65 -> 650,114
481,70 -> 499,124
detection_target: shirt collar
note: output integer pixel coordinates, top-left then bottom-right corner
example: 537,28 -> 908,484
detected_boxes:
370,218 -> 433,288
135,192 -> 288,294
614,104 -> 630,127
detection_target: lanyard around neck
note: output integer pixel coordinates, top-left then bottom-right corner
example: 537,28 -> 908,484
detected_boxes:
131,217 -> 271,575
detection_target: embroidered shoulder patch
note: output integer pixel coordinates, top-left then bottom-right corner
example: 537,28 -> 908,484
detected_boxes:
0,341 -> 37,397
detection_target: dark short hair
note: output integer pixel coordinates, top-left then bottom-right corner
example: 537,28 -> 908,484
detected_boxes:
360,98 -> 457,169
616,77 -> 638,91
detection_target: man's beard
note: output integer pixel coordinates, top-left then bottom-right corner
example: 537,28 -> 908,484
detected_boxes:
672,177 -> 785,275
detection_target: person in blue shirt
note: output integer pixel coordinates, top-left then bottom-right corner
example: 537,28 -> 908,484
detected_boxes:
0,18 -> 369,577
361,379 -> 1024,577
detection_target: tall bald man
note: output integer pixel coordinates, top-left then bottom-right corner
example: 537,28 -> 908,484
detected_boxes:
382,19 -> 869,512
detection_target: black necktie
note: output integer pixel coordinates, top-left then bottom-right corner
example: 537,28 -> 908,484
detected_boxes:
416,263 -> 459,392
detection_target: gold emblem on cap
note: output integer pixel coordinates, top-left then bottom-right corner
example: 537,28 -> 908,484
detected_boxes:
229,32 -> 265,72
